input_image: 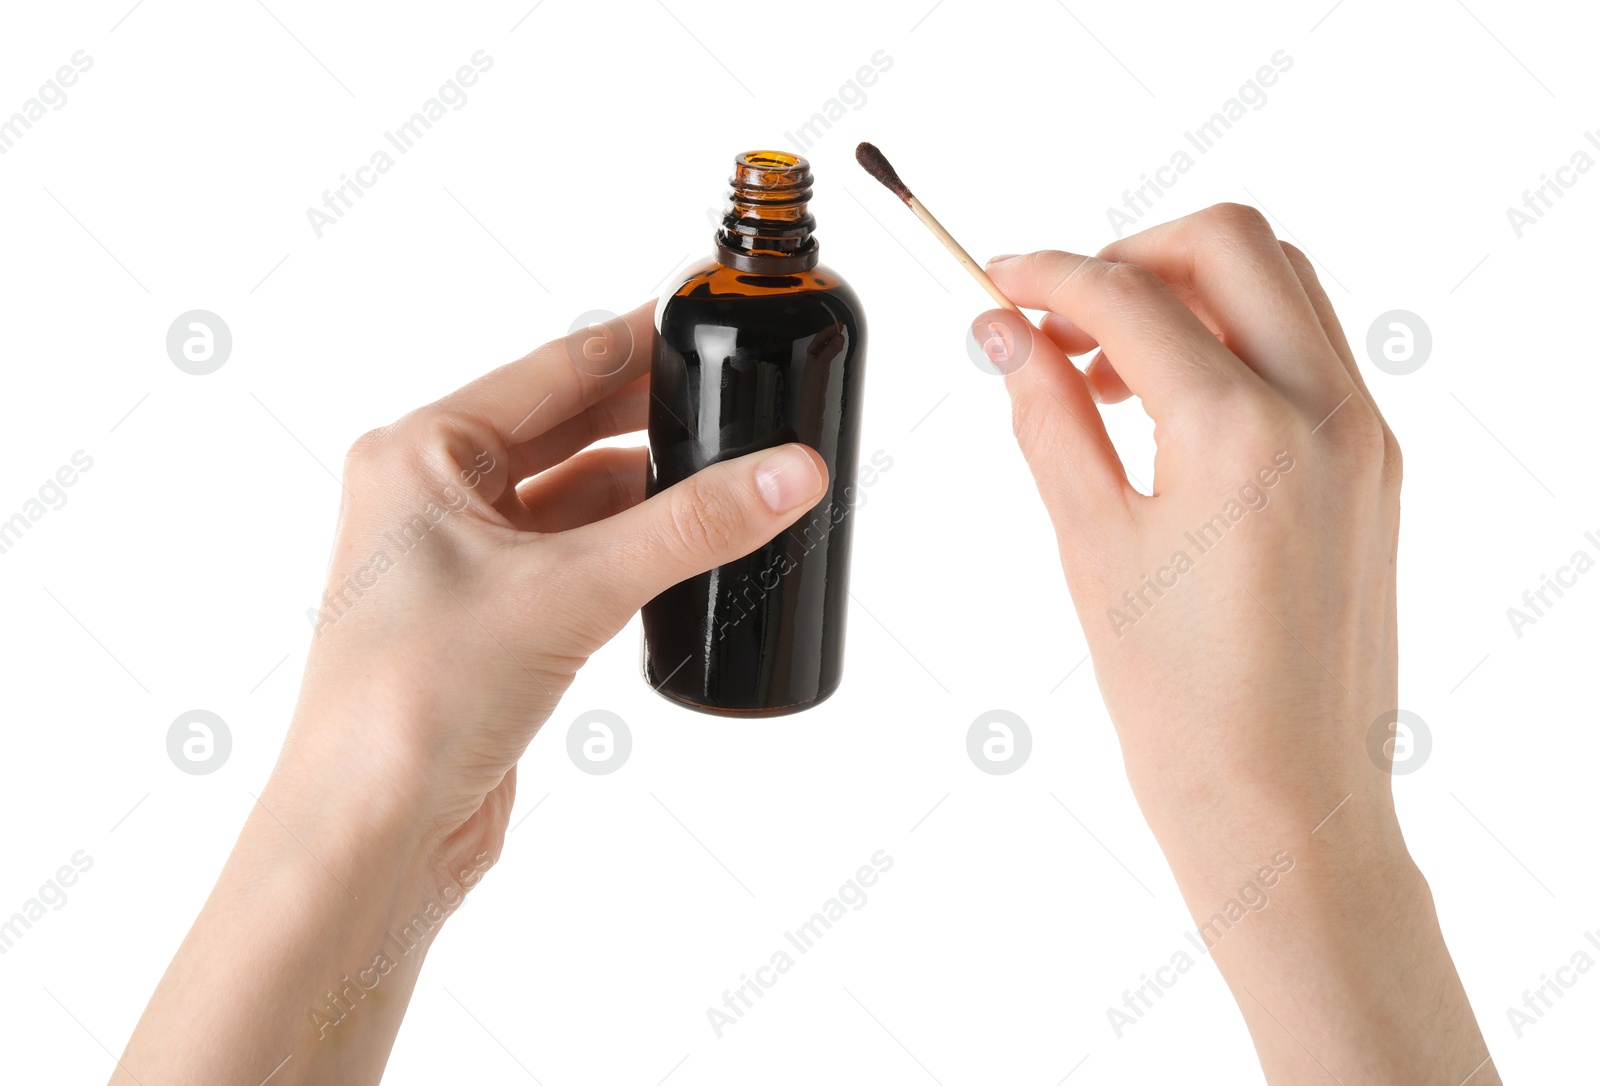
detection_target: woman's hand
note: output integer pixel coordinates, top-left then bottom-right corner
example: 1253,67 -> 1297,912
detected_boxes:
112,301 -> 828,1085
291,299 -> 827,879
981,204 -> 1496,1085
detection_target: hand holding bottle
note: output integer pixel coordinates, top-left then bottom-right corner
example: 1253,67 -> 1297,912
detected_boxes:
111,301 -> 828,1084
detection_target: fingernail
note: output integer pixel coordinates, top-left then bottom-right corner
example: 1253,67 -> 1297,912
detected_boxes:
986,253 -> 1019,267
755,445 -> 822,513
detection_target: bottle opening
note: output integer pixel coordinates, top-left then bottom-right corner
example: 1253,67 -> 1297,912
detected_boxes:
717,149 -> 819,273
742,151 -> 801,169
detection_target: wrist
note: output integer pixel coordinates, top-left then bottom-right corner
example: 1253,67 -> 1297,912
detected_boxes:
1130,742 -> 1405,886
247,763 -> 442,924
1184,844 -> 1489,1083
119,760 -> 483,1080
1142,776 -> 1416,949
241,757 -> 496,983
263,703 -> 494,908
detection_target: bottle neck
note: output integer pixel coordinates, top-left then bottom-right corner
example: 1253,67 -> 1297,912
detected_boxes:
714,151 -> 819,274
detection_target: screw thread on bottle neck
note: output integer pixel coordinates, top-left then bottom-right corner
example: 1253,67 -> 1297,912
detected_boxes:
715,151 -> 819,273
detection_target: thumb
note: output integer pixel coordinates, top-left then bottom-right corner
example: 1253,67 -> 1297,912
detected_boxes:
562,442 -> 829,625
980,306 -> 1132,529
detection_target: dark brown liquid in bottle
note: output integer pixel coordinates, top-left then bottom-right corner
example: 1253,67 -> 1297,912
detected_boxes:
641,152 -> 867,716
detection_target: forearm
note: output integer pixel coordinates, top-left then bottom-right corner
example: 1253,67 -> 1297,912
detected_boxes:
112,744 -> 472,1085
1161,802 -> 1497,1085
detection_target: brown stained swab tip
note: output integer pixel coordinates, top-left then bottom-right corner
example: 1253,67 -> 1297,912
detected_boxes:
855,142 -> 912,203
854,141 -> 1023,316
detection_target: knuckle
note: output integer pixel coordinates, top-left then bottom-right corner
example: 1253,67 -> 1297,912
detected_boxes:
1279,242 -> 1320,288
1092,259 -> 1165,304
667,473 -> 743,556
341,407 -> 501,510
1381,423 -> 1404,488
1347,404 -> 1386,457
1201,201 -> 1274,241
343,426 -> 393,473
395,406 -> 470,455
1279,240 -> 1311,272
1010,391 -> 1054,454
1323,401 -> 1387,471
400,406 -> 497,484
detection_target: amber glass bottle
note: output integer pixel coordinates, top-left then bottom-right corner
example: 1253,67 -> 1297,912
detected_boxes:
641,151 -> 867,717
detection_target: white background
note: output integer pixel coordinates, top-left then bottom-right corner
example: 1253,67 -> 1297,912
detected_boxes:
1,0 -> 1596,1082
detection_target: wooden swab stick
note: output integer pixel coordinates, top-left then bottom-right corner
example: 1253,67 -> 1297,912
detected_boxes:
855,142 -> 1023,315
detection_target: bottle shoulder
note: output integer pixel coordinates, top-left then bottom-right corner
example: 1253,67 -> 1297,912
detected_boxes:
664,259 -> 860,301
656,258 -> 866,343
809,262 -> 861,300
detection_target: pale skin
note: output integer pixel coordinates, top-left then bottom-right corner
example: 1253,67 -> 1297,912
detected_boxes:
112,204 -> 1497,1085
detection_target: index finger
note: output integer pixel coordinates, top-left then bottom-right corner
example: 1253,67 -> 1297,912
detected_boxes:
437,301 -> 657,444
986,251 -> 1259,420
